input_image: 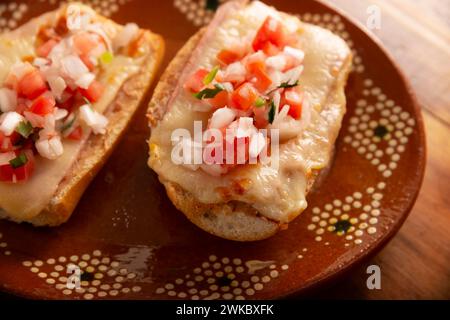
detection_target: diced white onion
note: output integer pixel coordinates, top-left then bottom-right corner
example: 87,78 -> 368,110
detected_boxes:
47,76 -> 67,100
36,136 -> 64,160
0,88 -> 17,112
281,65 -> 303,85
33,57 -> 50,68
245,51 -> 266,64
267,70 -> 282,91
223,61 -> 246,83
266,55 -> 287,71
79,104 -> 108,134
39,114 -> 57,139
0,152 -> 16,166
61,55 -> 89,80
249,132 -> 266,158
0,112 -> 24,136
235,117 -> 256,138
54,108 -> 69,121
283,46 -> 305,61
221,82 -> 234,93
270,104 -> 307,142
284,90 -> 302,103
113,23 -> 139,50
48,40 -> 69,62
75,72 -> 95,89
209,107 -> 236,129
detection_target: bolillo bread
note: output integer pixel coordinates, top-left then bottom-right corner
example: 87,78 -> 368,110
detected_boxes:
148,0 -> 352,241
0,3 -> 165,226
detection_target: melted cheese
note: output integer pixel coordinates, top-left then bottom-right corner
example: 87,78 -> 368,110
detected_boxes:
0,9 -> 147,220
149,1 -> 351,223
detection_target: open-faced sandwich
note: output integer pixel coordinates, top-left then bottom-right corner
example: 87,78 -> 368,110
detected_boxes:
148,0 -> 351,241
0,3 -> 164,226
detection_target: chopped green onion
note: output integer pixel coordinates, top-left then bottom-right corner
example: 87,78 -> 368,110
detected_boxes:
254,97 -> 266,108
99,51 -> 114,64
83,97 -> 91,105
266,79 -> 300,95
193,83 -> 224,100
203,66 -> 220,85
268,100 -> 276,124
15,121 -> 33,139
9,153 -> 28,169
278,80 -> 299,89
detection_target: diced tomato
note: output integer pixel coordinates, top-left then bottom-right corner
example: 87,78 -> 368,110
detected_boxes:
0,150 -> 34,182
246,60 -> 272,92
206,90 -> 229,109
73,32 -> 98,56
184,69 -> 209,93
262,42 -> 281,56
17,70 -> 47,100
217,49 -> 243,66
253,106 -> 269,128
79,80 -> 104,103
283,88 -> 304,120
67,126 -> 83,140
30,93 -> 56,116
58,90 -> 75,111
80,54 -> 96,71
0,133 -> 13,152
252,16 -> 289,52
0,164 -> 13,182
37,39 -> 58,58
231,82 -> 259,111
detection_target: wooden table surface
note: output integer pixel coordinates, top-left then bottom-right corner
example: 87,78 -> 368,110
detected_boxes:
310,0 -> 450,300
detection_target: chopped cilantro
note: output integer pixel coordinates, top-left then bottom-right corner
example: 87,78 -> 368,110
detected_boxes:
193,84 -> 224,100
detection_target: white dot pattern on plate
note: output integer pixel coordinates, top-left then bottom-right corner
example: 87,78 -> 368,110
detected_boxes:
22,250 -> 140,299
0,2 -> 28,32
307,183 -> 386,245
57,0 -> 128,14
0,232 -> 11,256
343,80 -> 415,177
155,256 -> 288,300
174,0 -> 229,27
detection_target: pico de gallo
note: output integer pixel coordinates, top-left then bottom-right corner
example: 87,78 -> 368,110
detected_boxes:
0,9 -> 141,183
184,16 -> 308,176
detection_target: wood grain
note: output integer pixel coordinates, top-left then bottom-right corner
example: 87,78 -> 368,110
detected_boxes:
313,0 -> 450,300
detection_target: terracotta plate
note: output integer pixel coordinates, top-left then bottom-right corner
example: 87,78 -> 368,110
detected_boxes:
0,0 -> 425,300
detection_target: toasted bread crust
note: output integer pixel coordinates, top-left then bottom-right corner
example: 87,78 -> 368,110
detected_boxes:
27,32 -> 165,227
